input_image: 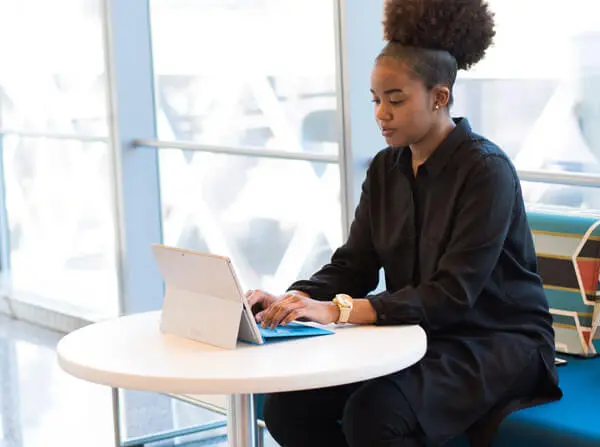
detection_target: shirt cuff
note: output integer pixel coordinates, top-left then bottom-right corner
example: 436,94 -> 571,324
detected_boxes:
286,281 -> 336,301
368,288 -> 423,326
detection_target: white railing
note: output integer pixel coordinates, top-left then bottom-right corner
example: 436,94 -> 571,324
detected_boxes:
518,169 -> 600,188
132,139 -> 340,164
0,129 -> 109,143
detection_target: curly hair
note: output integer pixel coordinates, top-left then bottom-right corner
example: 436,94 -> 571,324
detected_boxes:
383,0 -> 495,70
377,0 -> 496,106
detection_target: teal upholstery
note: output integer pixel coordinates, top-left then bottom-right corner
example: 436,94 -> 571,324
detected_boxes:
445,356 -> 600,446
446,209 -> 600,445
527,211 -> 600,356
254,394 -> 265,421
494,356 -> 600,446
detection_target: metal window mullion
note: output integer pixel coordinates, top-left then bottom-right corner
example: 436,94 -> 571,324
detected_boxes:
518,169 -> 600,189
0,129 -> 109,143
337,0 -> 385,225
101,0 -> 126,320
334,0 -> 353,239
101,0 -> 170,446
133,139 -> 339,164
102,0 -> 163,317
0,134 -> 11,271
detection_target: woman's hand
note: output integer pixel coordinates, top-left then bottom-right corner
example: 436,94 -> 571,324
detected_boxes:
258,293 -> 339,328
245,289 -> 281,314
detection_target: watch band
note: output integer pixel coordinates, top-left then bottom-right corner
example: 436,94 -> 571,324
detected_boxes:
334,294 -> 353,324
337,305 -> 352,324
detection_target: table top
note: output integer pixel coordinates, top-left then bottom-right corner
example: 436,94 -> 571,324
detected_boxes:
57,311 -> 427,395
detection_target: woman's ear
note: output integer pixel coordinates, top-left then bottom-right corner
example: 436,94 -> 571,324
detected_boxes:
433,85 -> 451,110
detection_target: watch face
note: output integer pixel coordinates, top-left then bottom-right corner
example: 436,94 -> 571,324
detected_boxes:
337,296 -> 351,308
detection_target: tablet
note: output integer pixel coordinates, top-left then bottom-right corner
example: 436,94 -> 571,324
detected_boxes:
151,244 -> 333,349
152,244 -> 264,347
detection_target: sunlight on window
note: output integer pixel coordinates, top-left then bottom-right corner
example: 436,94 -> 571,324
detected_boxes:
453,0 -> 600,212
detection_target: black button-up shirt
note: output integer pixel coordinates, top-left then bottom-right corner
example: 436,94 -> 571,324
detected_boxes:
288,118 -> 561,442
290,118 -> 554,347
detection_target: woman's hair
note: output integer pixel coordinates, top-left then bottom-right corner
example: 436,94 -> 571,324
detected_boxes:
377,0 -> 496,106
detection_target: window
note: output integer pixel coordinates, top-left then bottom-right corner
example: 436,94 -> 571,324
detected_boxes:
151,0 -> 344,292
452,0 -> 600,212
159,151 -> 342,291
0,0 -> 108,136
0,0 -> 118,318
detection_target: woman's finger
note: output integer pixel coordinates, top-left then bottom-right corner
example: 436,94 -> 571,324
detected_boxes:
263,295 -> 309,327
268,304 -> 293,329
262,301 -> 289,328
266,301 -> 305,328
261,302 -> 281,328
247,289 -> 267,307
281,308 -> 305,326
255,302 -> 284,324
260,293 -> 307,327
255,310 -> 265,323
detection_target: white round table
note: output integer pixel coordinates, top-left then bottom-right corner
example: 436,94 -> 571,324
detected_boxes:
57,311 -> 427,447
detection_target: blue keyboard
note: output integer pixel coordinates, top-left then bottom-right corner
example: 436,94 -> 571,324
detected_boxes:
258,322 -> 334,342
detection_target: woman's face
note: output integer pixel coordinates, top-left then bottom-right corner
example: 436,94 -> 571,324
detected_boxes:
370,57 -> 439,148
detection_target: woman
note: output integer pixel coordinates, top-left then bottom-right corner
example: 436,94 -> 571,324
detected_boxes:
247,0 -> 562,445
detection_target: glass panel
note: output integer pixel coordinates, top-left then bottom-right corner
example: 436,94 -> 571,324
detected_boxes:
6,336 -> 114,447
522,181 -> 600,215
453,0 -> 600,175
159,151 -> 342,292
2,136 -> 118,318
0,0 -> 108,136
150,0 -> 340,155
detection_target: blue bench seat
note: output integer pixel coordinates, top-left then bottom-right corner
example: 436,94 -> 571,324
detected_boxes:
492,356 -> 600,446
445,356 -> 600,446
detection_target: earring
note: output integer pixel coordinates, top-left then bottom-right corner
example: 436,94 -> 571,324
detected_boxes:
435,104 -> 440,110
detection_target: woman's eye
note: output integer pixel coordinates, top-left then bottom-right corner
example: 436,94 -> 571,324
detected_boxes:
371,98 -> 403,105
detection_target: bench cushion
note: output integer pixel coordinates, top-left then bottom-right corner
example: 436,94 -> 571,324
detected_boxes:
491,356 -> 600,446
446,356 -> 600,446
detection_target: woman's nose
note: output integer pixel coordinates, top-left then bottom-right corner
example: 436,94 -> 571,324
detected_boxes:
376,103 -> 391,121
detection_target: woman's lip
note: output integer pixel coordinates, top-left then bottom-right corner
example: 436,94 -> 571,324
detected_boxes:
382,129 -> 396,136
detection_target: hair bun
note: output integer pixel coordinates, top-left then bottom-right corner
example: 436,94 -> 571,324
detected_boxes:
383,0 -> 496,70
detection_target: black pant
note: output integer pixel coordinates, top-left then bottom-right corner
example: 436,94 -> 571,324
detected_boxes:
263,349 -> 546,447
263,376 -> 424,447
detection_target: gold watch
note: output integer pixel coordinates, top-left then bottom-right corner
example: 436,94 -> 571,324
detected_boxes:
333,293 -> 353,324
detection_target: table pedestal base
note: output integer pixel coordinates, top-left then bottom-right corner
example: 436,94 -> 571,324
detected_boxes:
228,393 -> 257,447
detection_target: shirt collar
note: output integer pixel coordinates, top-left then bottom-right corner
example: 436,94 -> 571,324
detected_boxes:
396,117 -> 472,177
